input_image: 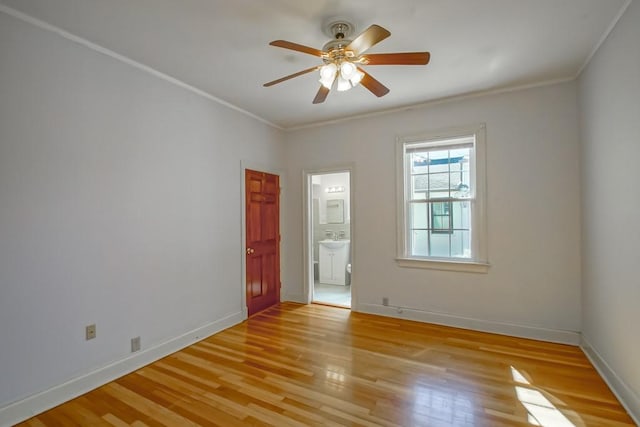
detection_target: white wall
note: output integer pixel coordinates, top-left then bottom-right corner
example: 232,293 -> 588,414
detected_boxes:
578,0 -> 640,420
283,82 -> 582,342
0,10 -> 284,414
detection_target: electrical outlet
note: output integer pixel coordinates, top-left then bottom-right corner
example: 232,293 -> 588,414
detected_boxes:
131,336 -> 141,352
382,297 -> 389,306
85,324 -> 96,340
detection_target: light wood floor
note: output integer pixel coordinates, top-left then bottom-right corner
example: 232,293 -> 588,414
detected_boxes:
19,303 -> 634,426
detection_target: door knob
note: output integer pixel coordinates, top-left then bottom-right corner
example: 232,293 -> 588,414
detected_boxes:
246,248 -> 255,254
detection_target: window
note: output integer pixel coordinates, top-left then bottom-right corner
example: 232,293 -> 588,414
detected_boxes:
396,124 -> 488,272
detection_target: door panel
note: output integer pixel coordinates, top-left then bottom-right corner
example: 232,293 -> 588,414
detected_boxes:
248,256 -> 263,297
246,169 -> 280,316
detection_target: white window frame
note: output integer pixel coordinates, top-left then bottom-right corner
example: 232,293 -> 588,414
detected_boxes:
395,124 -> 489,273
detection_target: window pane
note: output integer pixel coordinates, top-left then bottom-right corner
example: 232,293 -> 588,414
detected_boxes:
432,214 -> 450,229
429,172 -> 450,192
429,190 -> 449,200
460,171 -> 470,187
412,174 -> 428,190
429,162 -> 449,173
450,230 -> 471,258
411,230 -> 429,257
409,202 -> 428,229
429,233 -> 450,257
411,155 -> 429,173
431,201 -> 452,234
451,201 -> 470,230
449,147 -> 470,159
411,191 -> 427,200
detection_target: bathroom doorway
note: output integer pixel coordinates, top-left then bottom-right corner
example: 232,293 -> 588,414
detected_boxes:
304,169 -> 353,308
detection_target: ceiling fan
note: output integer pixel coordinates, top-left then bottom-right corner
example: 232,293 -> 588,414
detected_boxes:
263,20 -> 431,104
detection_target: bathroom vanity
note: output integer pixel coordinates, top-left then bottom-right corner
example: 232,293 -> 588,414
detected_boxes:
318,240 -> 350,286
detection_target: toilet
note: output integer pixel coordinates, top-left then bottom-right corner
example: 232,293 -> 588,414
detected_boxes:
346,263 -> 351,285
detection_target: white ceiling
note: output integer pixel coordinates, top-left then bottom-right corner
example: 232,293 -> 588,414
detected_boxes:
0,0 -> 629,129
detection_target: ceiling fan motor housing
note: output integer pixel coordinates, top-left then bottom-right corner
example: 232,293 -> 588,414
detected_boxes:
322,39 -> 354,63
322,20 -> 357,64
325,20 -> 355,39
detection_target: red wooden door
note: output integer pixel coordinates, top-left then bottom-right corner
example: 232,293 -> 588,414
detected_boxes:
245,169 -> 280,316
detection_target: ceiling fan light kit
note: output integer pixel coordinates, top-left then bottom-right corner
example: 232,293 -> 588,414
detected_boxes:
264,20 -> 430,104
319,61 -> 363,91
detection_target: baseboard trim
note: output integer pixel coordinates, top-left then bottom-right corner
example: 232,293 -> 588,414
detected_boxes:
282,293 -> 307,304
0,311 -> 244,427
356,303 -> 581,345
581,336 -> 640,425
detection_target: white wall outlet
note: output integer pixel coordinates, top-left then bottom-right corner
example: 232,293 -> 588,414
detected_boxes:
131,336 -> 141,352
382,297 -> 389,306
85,324 -> 96,340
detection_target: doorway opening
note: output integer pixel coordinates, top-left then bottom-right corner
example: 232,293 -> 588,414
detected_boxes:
305,170 -> 352,308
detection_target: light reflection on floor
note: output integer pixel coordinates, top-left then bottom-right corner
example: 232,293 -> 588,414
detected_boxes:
324,363 -> 347,392
511,366 -> 578,427
411,383 -> 475,426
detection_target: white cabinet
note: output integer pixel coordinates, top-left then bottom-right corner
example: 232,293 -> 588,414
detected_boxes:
319,241 -> 349,285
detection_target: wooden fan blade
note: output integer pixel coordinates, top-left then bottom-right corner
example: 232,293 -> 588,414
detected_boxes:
312,85 -> 330,104
269,40 -> 324,57
345,24 -> 391,56
363,52 -> 430,66
263,66 -> 319,87
358,68 -> 390,97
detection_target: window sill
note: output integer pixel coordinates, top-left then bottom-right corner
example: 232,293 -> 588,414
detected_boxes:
395,257 -> 490,273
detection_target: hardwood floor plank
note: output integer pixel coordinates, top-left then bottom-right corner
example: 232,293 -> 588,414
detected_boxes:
17,303 -> 635,426
165,396 -> 248,427
101,382 -> 198,426
101,413 -> 130,427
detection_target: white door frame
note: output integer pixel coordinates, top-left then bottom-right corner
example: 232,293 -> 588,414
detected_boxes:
302,164 -> 355,307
